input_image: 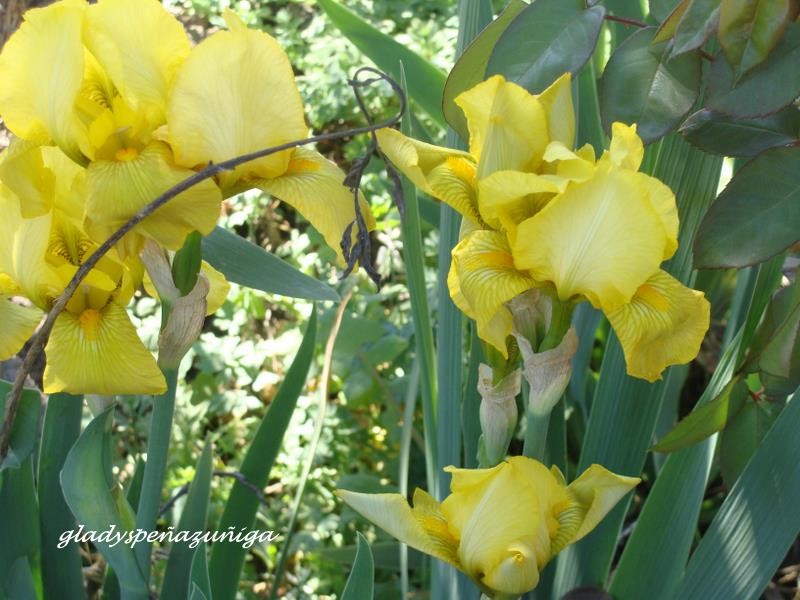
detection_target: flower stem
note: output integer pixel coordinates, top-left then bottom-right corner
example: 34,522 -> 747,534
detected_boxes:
133,367 -> 179,581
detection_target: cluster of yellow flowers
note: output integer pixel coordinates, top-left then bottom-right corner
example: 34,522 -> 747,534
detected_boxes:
0,0 -> 369,394
378,74 -> 710,382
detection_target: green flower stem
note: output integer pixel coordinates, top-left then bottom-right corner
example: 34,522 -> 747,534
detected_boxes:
523,301 -> 575,461
133,367 -> 179,582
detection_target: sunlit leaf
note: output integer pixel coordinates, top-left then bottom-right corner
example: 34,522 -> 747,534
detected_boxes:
694,145 -> 800,268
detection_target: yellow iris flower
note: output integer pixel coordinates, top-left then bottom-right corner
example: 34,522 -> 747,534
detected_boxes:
0,0 -> 371,262
338,456 -> 639,597
378,74 -> 709,382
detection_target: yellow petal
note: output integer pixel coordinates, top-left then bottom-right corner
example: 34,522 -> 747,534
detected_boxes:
513,166 -> 669,312
0,0 -> 88,162
564,464 -> 640,542
336,489 -> 460,567
0,139 -> 55,218
0,297 -> 42,360
455,75 -> 548,178
450,458 -> 550,595
84,0 -> 190,123
477,170 -> 560,230
85,142 -> 222,250
376,127 -> 481,225
43,302 -> 166,395
255,148 -> 374,265
447,230 -> 535,357
637,172 -> 679,260
606,269 -> 710,382
441,462 -> 507,538
607,122 -> 644,171
201,261 -> 230,315
167,11 -> 307,190
537,72 -> 575,148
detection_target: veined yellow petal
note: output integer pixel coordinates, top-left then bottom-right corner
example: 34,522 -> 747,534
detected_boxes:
455,75 -> 548,178
636,172 -> 679,260
607,270 -> 710,382
607,122 -> 644,171
43,302 -> 166,394
85,141 -> 222,250
376,127 -> 481,225
447,230 -> 535,356
84,0 -> 190,124
167,11 -> 307,190
0,297 -> 42,360
564,464 -> 640,542
255,148 -> 374,265
514,166 -> 669,312
477,170 -> 560,230
442,462 -> 506,538
336,489 -> 460,567
0,0 -> 88,162
537,72 -> 575,148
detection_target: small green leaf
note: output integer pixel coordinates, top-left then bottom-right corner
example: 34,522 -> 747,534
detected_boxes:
486,0 -> 606,94
340,533 -> 374,600
161,440 -> 213,600
671,0 -> 721,55
442,0 -> 527,140
707,22 -> 800,117
201,226 -> 339,301
653,0 -> 691,43
651,0 -> 686,21
61,408 -> 148,597
651,377 -> 748,452
317,0 -> 447,126
718,0 -> 799,78
720,397 -> 783,486
0,380 -> 41,471
600,27 -> 701,143
694,145 -> 800,268
680,106 -> 800,156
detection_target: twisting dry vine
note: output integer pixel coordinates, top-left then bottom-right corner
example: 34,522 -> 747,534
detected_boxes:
0,67 -> 406,460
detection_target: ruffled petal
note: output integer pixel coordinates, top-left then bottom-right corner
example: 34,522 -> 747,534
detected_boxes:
0,139 -> 54,218
336,489 -> 460,567
255,148 -> 374,265
84,0 -> 190,123
477,170 -> 560,230
447,230 -> 535,356
455,75 -> 548,178
607,122 -> 644,171
0,0 -> 88,162
0,297 -> 42,360
537,72 -> 575,148
85,141 -> 222,250
564,464 -> 640,542
442,462 -> 506,538
167,10 -> 307,191
43,302 -> 166,394
606,269 -> 710,382
376,127 -> 481,225
513,166 -> 669,312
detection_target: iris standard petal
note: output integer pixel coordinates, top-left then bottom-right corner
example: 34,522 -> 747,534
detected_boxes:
537,72 -> 575,148
441,462 -> 506,538
565,464 -> 640,542
255,148 -> 374,264
477,170 -> 560,230
513,166 -> 669,312
606,269 -> 710,382
43,302 -> 166,395
607,122 -> 644,171
84,0 -> 190,123
85,141 -> 222,250
375,127 -> 481,225
336,489 -> 460,567
0,0 -> 88,162
454,75 -> 548,178
0,140 -> 54,218
636,172 -> 679,260
0,297 -> 42,360
167,10 -> 307,190
447,230 -> 536,356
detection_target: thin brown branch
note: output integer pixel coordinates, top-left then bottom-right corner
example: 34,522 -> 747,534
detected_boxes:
604,13 -> 648,28
0,67 -> 405,460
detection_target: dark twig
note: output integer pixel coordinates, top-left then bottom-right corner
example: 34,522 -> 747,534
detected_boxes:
158,470 -> 271,518
0,68 -> 406,460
